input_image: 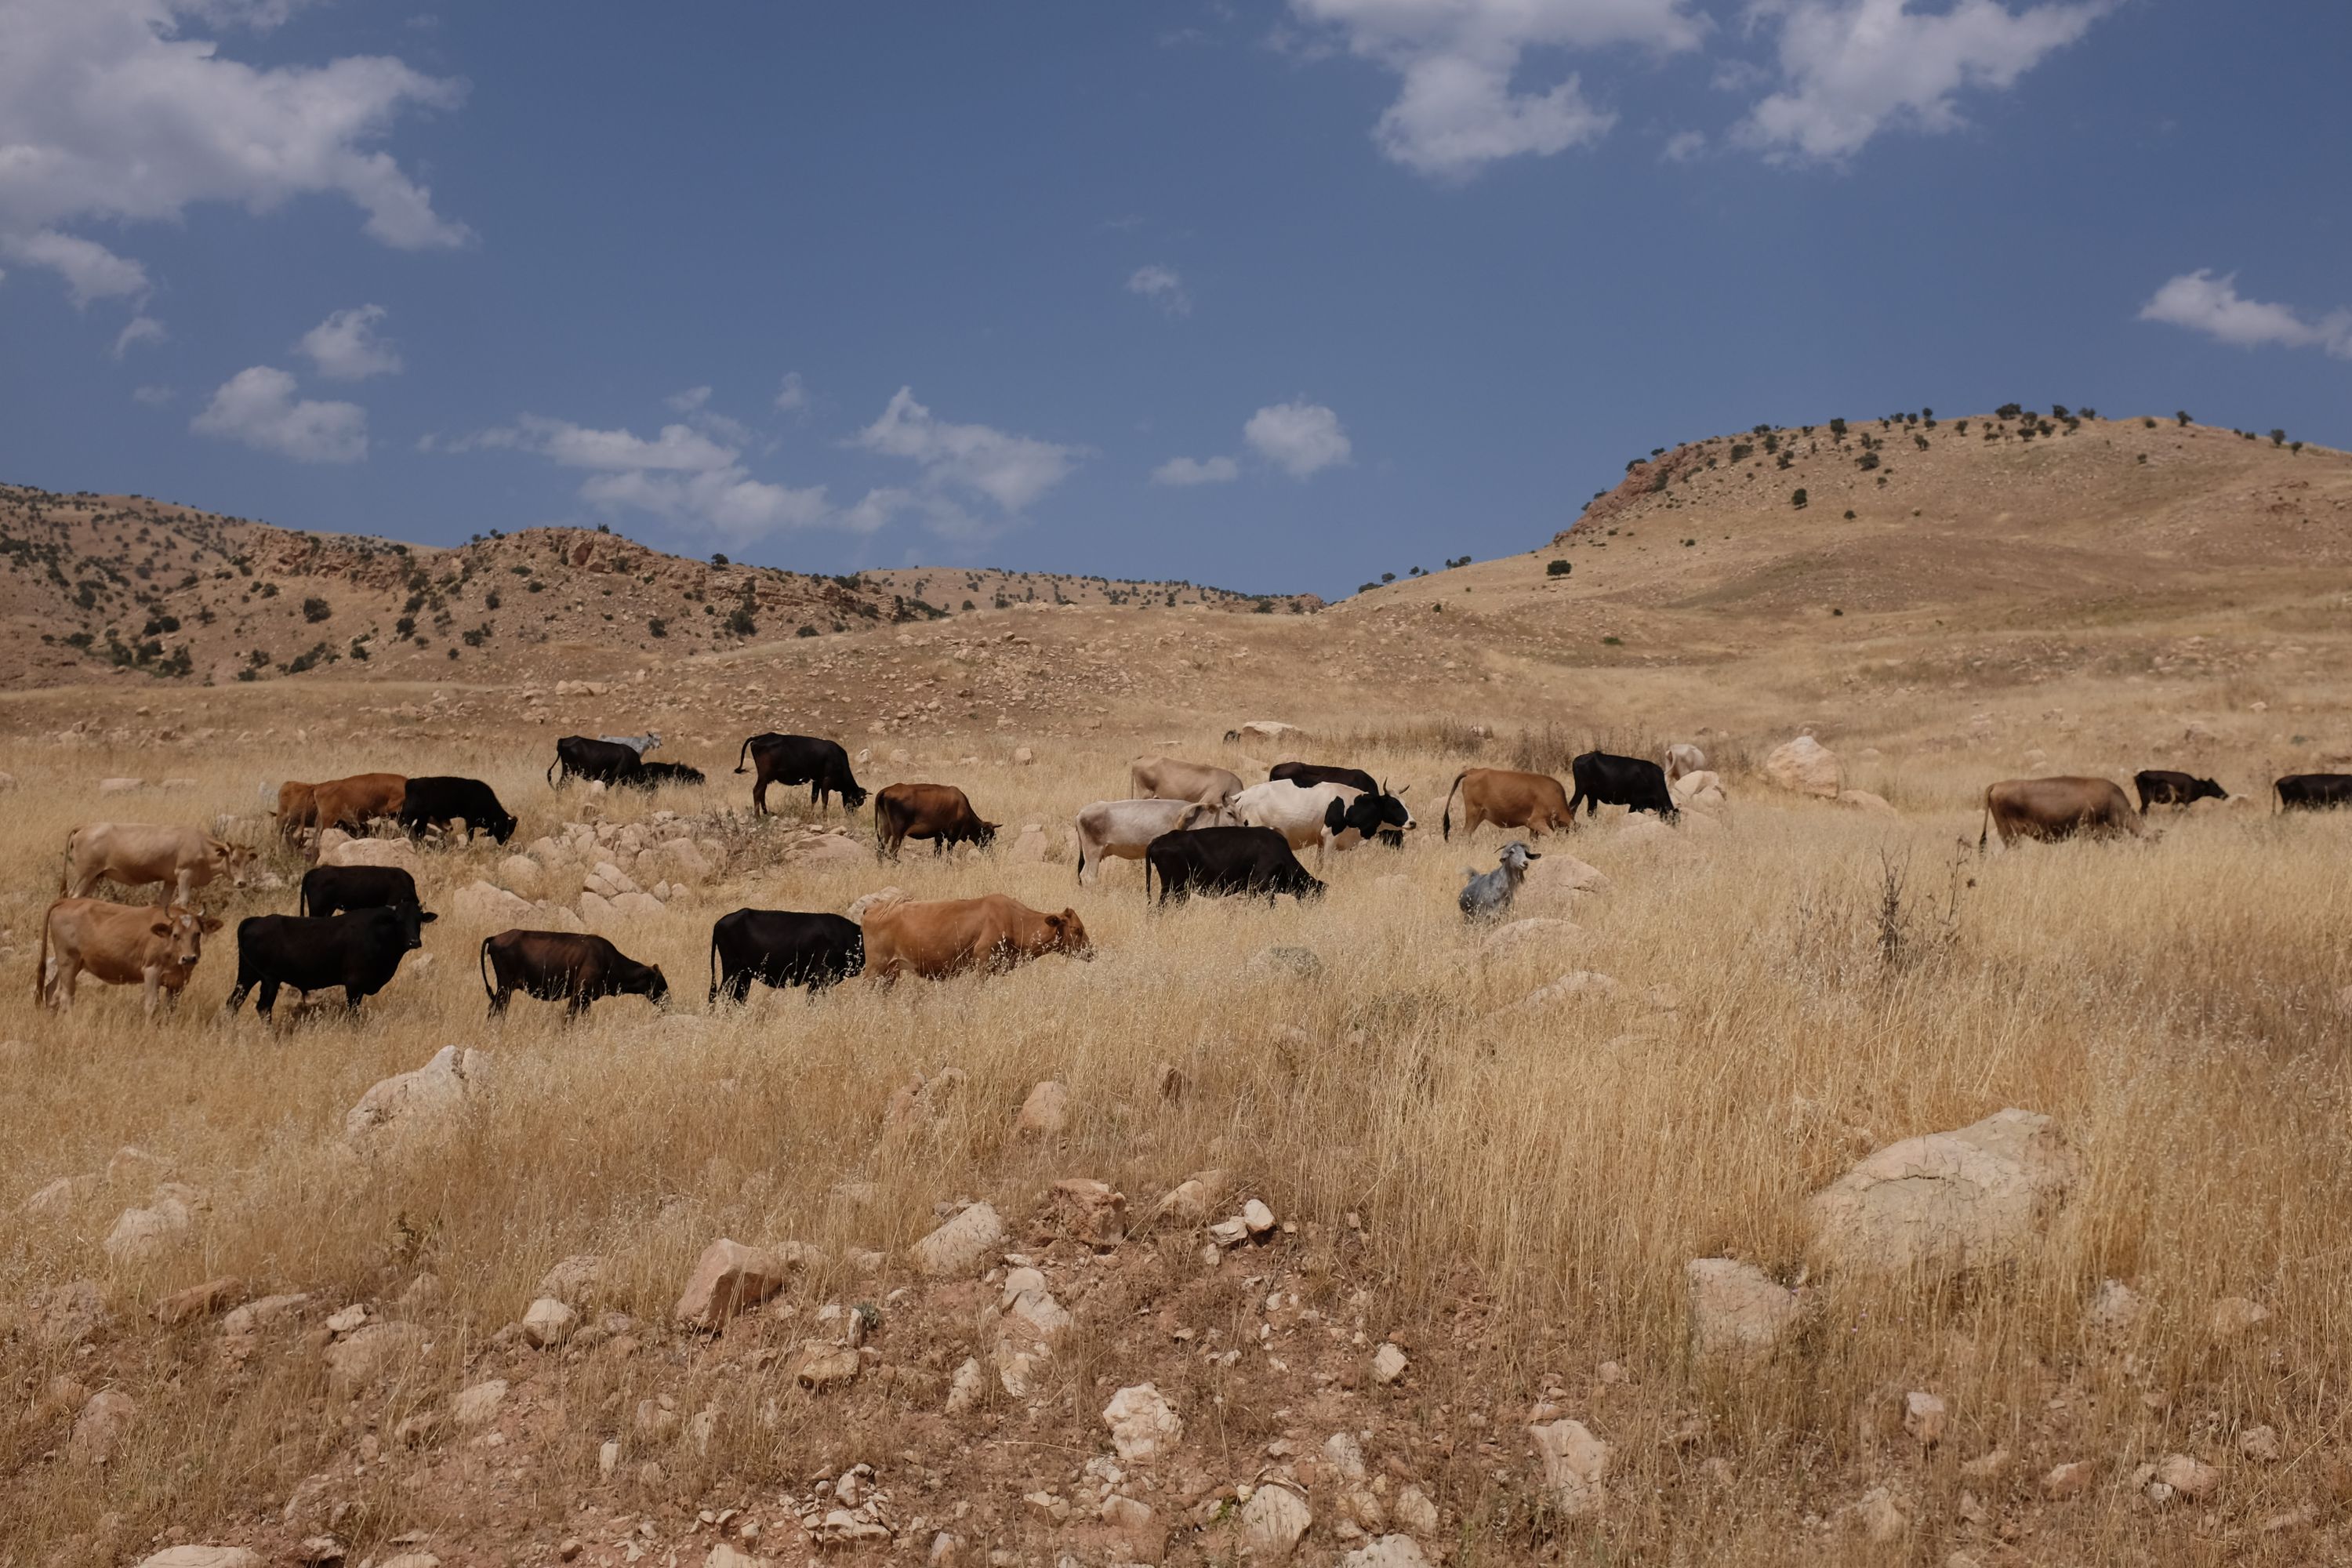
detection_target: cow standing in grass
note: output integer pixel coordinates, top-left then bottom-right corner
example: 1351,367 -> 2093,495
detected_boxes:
37,899 -> 222,1017
481,930 -> 668,1018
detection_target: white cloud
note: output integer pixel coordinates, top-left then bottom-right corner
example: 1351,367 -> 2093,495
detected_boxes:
1152,454 -> 1241,485
854,387 -> 1082,513
1661,129 -> 1707,161
132,383 -> 175,405
296,303 -> 401,379
1736,0 -> 2113,163
839,486 -> 916,535
1127,263 -> 1192,317
0,0 -> 468,303
1287,0 -> 1704,176
774,372 -> 810,413
1,229 -> 151,305
2138,270 -> 2352,358
1244,400 -> 1352,478
665,385 -> 712,413
190,365 -> 366,462
111,314 -> 167,357
467,414 -> 738,472
579,466 -> 830,546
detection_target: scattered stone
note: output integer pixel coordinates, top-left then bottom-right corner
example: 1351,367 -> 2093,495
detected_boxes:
1685,1258 -> 1803,1363
154,1276 -> 245,1327
673,1240 -> 804,1329
104,1190 -> 194,1265
1102,1383 -> 1183,1462
1392,1485 -> 1439,1536
1007,823 -> 1052,864
1762,735 -> 1841,798
452,1378 -> 508,1428
794,1345 -> 862,1392
2085,1278 -> 2146,1336
1240,1483 -> 1312,1559
2154,1454 -> 2220,1501
535,1254 -> 608,1306
1480,916 -> 1582,962
220,1293 -> 308,1336
321,1322 -> 425,1398
324,1304 -> 369,1336
28,1278 -> 109,1346
2043,1461 -> 2096,1499
1903,1392 -> 1947,1446
70,1388 -> 137,1465
2240,1425 -> 2281,1462
1340,1540 -> 1431,1568
1370,1343 -> 1409,1385
1805,1108 -> 2076,1280
136,1552 -> 263,1568
1837,789 -> 1900,818
343,1046 -> 492,1149
319,836 -> 424,875
1959,1448 -> 2011,1481
1529,1417 -> 1609,1516
1150,1171 -> 1232,1226
1243,1198 -> 1276,1236
945,1357 -> 985,1414
1852,1486 -> 1906,1542
2261,1504 -> 2318,1534
1014,1080 -> 1069,1138
22,1175 -> 79,1218
911,1203 -> 1006,1278
2209,1296 -> 2270,1338
1250,945 -> 1323,980
522,1296 -> 579,1347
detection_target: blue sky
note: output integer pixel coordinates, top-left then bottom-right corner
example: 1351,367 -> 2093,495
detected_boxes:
2,1 -> 2346,598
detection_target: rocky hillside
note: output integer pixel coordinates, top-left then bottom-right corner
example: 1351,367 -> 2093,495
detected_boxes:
0,486 -> 1321,691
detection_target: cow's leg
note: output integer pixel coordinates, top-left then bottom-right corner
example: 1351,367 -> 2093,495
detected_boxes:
142,967 -> 162,1020
752,772 -> 771,816
488,983 -> 511,1015
566,990 -> 592,1020
253,978 -> 281,1017
50,955 -> 77,1011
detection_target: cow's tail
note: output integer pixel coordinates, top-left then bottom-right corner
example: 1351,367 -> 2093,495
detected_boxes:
2274,780 -> 2284,815
34,904 -> 53,1006
479,937 -> 496,1004
546,757 -> 561,786
1440,770 -> 1469,841
1977,789 -> 1992,855
708,926 -> 721,1007
298,876 -> 310,918
1144,855 -> 1153,908
734,735 -> 756,775
57,827 -> 78,895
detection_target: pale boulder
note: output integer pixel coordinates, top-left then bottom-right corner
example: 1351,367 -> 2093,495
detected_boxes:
343,1046 -> 492,1149
2209,1296 -> 2271,1338
321,836 -> 425,875
1685,1258 -> 1803,1363
69,1388 -> 137,1464
104,1190 -> 194,1265
912,1203 -> 1006,1278
1762,735 -> 1841,799
1480,916 -> 1583,963
781,829 -> 866,871
1102,1383 -> 1183,1461
1805,1108 -> 2076,1280
452,1377 -> 508,1427
521,1296 -> 578,1346
1007,824 -> 1053,865
322,1322 -> 424,1396
136,1552 -> 263,1568
1838,789 -> 1900,819
1341,1541 -> 1431,1568
673,1239 -> 805,1329
1240,1483 -> 1312,1559
450,880 -> 535,926
1529,1417 -> 1610,1516
1015,1080 -> 1069,1138
496,855 -> 543,898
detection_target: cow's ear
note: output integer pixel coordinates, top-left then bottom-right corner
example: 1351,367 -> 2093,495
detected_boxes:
418,910 -> 439,923
1059,908 -> 1079,924
150,921 -> 173,938
201,916 -> 224,931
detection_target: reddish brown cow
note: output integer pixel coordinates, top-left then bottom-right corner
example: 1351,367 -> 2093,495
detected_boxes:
1980,777 -> 2152,848
860,894 -> 1092,984
37,898 -> 223,1017
274,780 -> 318,844
874,782 -> 1000,862
308,773 -> 408,858
1440,768 -> 1576,840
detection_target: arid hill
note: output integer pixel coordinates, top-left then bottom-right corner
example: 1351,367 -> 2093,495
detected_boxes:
0,487 -> 1321,692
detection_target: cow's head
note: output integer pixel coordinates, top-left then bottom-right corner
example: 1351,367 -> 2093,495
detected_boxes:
207,837 -> 257,887
1327,789 -> 1414,841
487,810 -> 520,844
1044,908 -> 1094,961
840,782 -> 870,810
156,907 -> 224,967
391,900 -> 437,949
2192,777 -> 2227,803
641,964 -> 672,1004
1497,841 -> 1540,874
975,819 -> 1001,850
1289,869 -> 1329,901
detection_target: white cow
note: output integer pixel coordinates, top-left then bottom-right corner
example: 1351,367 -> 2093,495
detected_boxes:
1233,780 -> 1414,869
61,823 -> 254,906
1073,798 -> 1238,885
1129,756 -> 1243,810
1664,742 -> 1707,784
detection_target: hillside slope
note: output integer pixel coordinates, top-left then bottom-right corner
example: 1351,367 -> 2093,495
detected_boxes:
0,487 -> 1319,691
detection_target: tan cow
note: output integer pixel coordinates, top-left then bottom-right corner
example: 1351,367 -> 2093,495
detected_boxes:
860,894 -> 1093,985
1980,777 -> 2152,849
37,898 -> 223,1016
1074,798 -> 1238,884
1129,756 -> 1243,810
61,822 -> 255,906
308,772 -> 408,857
274,779 -> 318,844
1440,768 -> 1575,841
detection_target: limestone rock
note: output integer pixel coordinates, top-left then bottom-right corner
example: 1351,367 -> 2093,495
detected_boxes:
781,829 -> 866,871
1480,916 -> 1582,962
945,1357 -> 985,1414
2155,1454 -> 2220,1501
450,880 -> 535,926
1805,1108 -> 2076,1279
1685,1258 -> 1803,1363
1015,1080 -> 1069,1138
1240,1483 -> 1312,1559
2043,1461 -> 2096,1499
452,1377 -> 508,1428
1340,1540 -> 1431,1568
1149,1170 -> 1232,1226
1007,824 -> 1052,865
2209,1296 -> 2270,1338
70,1388 -> 137,1464
1529,1417 -> 1609,1516
535,1254 -> 608,1307
220,1293 -> 309,1336
320,836 -> 424,875
1838,789 -> 1900,818
1393,1485 -> 1439,1536
322,1322 -> 424,1397
1762,735 -> 1841,798
2240,1425 -> 2281,1462
1250,945 -> 1323,980
104,1191 -> 194,1265
343,1046 -> 492,1149
136,1552 -> 264,1568
1903,1392 -> 1947,1446
1852,1486 -> 1907,1541
522,1296 -> 579,1346
1102,1383 -> 1182,1462
1371,1342 -> 1409,1385
674,1240 -> 800,1329
911,1203 -> 1006,1278
2085,1278 -> 2147,1336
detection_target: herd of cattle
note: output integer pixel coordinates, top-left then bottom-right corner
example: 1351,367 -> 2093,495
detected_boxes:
27,728 -> 2352,1024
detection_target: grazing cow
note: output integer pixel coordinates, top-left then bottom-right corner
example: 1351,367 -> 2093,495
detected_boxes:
549,735 -> 643,787
1980,777 -> 2151,849
223,901 -> 435,1017
599,731 -> 662,755
310,773 -> 408,847
1269,760 -> 1379,795
708,909 -> 866,1003
1234,779 -> 1414,868
398,776 -> 519,844
1074,798 -> 1238,885
1129,756 -> 1244,811
1459,841 -> 1540,922
2276,773 -> 2352,812
1440,768 -> 1575,841
875,782 -> 1000,862
622,760 -> 706,789
1145,825 -> 1326,906
299,865 -> 424,919
2135,769 -> 2228,813
860,895 -> 1093,984
481,929 -> 668,1018
37,899 -> 221,1017
62,822 -> 255,906
274,780 -> 318,844
736,733 -> 867,815
1664,743 -> 1708,785
1568,752 -> 1679,823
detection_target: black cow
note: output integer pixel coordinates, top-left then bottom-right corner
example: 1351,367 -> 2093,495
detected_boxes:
299,864 -> 424,919
1145,826 -> 1326,906
481,929 -> 668,1018
622,760 -> 707,789
708,909 -> 866,1004
736,733 -> 867,815
398,776 -> 518,844
549,735 -> 644,787
2276,773 -> 2352,812
1567,751 -> 1679,823
224,902 -> 434,1017
2135,769 -> 2227,813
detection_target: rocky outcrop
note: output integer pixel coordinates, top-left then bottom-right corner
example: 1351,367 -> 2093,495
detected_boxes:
1806,1108 -> 2076,1279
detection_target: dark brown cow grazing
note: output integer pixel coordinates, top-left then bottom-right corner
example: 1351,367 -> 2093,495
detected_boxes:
480,929 -> 670,1018
1440,767 -> 1575,840
1980,777 -> 2152,849
874,782 -> 1000,862
275,780 -> 318,844
308,772 -> 408,855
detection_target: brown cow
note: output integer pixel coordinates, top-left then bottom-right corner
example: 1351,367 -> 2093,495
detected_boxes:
274,779 -> 318,844
37,898 -> 223,1017
1129,756 -> 1243,810
308,772 -> 408,857
62,822 -> 254,906
1440,768 -> 1575,841
860,894 -> 1092,984
874,782 -> 1000,862
1980,777 -> 2153,848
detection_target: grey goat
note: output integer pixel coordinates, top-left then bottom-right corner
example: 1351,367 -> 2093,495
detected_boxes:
1458,840 -> 1540,920
599,731 -> 662,755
